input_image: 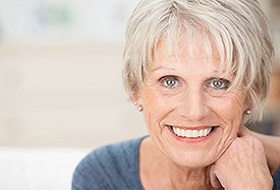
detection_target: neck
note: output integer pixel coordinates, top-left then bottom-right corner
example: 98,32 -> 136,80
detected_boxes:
140,137 -> 218,190
166,162 -> 212,190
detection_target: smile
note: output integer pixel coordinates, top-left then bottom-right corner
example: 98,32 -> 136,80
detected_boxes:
169,126 -> 217,138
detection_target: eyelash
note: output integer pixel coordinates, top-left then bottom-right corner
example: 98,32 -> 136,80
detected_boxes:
207,78 -> 230,90
159,75 -> 179,89
159,76 -> 230,90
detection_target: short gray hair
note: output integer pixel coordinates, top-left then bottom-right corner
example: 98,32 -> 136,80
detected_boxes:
123,0 -> 274,125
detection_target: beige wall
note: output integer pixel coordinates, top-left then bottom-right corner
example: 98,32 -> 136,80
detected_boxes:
0,42 -> 147,147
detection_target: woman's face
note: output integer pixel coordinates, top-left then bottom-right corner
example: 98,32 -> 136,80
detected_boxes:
136,40 -> 248,168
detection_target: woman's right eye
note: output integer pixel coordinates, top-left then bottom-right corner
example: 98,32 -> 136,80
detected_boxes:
159,75 -> 179,89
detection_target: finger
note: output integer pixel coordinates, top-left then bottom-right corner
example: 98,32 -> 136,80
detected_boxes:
210,165 -> 223,189
237,126 -> 250,137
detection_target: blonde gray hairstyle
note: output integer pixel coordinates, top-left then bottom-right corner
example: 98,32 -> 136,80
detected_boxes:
123,0 -> 274,125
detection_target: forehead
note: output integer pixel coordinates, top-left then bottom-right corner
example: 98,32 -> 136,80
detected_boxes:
152,36 -> 221,66
148,39 -> 226,79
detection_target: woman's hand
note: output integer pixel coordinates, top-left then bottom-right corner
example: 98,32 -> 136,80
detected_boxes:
210,127 -> 273,190
249,129 -> 280,174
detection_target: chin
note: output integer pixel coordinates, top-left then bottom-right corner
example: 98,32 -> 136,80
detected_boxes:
165,149 -> 217,169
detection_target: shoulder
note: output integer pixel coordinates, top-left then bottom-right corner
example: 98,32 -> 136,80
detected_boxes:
72,137 -> 146,190
273,167 -> 280,190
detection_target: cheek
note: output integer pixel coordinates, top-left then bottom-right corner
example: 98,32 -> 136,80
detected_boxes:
140,88 -> 174,129
211,94 -> 246,127
141,88 -> 169,112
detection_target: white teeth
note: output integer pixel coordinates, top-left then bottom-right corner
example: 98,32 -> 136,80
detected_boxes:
172,127 -> 212,138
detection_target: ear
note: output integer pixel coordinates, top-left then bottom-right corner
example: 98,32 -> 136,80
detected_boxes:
129,93 -> 144,112
242,97 -> 252,113
129,93 -> 142,105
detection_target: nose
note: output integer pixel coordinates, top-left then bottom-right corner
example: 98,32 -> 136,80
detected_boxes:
176,88 -> 208,122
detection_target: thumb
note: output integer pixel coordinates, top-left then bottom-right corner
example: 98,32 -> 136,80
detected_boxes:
210,165 -> 222,189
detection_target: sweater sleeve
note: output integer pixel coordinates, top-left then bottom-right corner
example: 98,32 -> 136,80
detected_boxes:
273,167 -> 280,190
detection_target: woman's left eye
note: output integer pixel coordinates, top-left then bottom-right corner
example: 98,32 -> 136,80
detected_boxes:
159,75 -> 179,88
207,78 -> 230,90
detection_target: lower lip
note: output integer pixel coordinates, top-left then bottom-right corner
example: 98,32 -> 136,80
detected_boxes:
167,126 -> 218,143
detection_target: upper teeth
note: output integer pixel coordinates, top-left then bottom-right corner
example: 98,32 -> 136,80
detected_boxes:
172,127 -> 212,138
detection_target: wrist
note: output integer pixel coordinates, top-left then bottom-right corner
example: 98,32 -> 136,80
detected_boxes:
249,130 -> 280,173
230,177 -> 273,190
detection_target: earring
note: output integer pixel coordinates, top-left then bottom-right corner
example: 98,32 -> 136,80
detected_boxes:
133,102 -> 143,112
137,105 -> 143,112
245,109 -> 251,115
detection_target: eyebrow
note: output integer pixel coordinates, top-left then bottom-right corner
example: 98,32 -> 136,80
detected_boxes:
150,66 -> 223,74
150,66 -> 174,73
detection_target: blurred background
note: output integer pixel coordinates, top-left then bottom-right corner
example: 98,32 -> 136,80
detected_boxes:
0,0 -> 146,148
0,0 -> 279,189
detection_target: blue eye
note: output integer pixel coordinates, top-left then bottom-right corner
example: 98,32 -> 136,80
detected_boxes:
208,78 -> 230,90
159,76 -> 179,88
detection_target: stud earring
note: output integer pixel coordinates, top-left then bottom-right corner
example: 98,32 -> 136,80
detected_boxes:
245,109 -> 251,115
137,105 -> 143,112
133,102 -> 143,112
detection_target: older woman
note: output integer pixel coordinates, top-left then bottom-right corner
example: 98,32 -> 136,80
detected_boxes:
72,0 -> 280,189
